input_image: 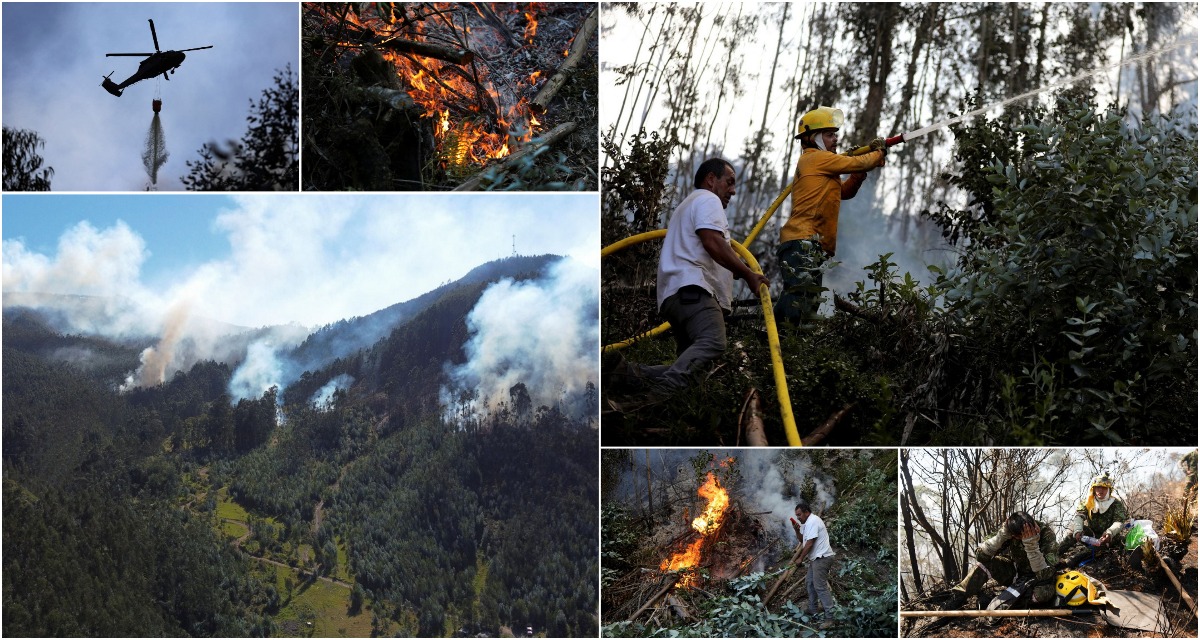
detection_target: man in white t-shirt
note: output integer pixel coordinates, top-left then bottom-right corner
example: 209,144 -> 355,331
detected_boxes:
606,158 -> 769,412
792,500 -> 837,627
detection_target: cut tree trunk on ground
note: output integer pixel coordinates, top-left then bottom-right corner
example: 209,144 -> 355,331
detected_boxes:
1158,554 -> 1198,617
629,574 -> 679,621
801,403 -> 856,445
530,7 -> 598,113
665,594 -> 693,621
379,38 -> 475,65
900,609 -> 1078,618
452,121 -> 577,191
739,388 -> 769,446
764,545 -> 806,605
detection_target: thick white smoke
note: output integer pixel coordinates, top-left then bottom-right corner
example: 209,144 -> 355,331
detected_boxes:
3,196 -> 597,399
441,257 -> 599,422
311,374 -> 355,407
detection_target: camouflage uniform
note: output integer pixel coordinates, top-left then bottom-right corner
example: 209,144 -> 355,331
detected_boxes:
1073,496 -> 1129,547
951,519 -> 1058,605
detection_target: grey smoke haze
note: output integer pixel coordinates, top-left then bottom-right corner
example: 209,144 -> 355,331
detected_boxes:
440,257 -> 599,422
614,449 -> 838,546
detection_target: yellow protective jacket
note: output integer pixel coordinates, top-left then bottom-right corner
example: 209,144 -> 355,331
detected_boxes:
782,147 -> 884,255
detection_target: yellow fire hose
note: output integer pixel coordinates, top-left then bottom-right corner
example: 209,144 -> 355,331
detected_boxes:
601,141 -> 889,444
601,220 -> 801,446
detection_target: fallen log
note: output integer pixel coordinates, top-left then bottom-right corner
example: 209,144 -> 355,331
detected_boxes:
530,7 -> 598,113
629,574 -> 679,622
452,121 -> 577,191
738,388 -> 769,447
379,37 -> 474,65
900,609 -> 1077,618
763,544 -> 806,605
1158,554 -> 1198,617
800,403 -> 856,446
665,594 -> 693,621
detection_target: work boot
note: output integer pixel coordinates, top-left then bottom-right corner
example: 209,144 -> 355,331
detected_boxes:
604,388 -> 669,414
940,590 -> 967,611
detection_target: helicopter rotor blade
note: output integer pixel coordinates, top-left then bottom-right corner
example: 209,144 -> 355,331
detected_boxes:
148,19 -> 161,52
177,46 -> 214,52
107,53 -> 155,57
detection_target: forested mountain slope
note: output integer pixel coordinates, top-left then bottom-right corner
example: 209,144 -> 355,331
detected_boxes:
3,254 -> 598,637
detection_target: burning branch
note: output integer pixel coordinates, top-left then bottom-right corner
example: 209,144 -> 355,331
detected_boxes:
451,121 -> 577,191
530,7 -> 598,113
378,37 -> 475,65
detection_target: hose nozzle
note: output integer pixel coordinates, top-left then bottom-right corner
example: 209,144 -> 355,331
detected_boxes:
845,134 -> 905,157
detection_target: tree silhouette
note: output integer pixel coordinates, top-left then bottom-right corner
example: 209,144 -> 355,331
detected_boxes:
3,126 -> 54,191
182,67 -> 298,190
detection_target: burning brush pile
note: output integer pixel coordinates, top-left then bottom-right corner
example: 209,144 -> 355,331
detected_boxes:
604,466 -> 771,624
302,2 -> 598,191
602,449 -> 899,638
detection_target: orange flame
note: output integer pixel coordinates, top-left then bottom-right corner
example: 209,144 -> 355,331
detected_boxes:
524,11 -> 538,43
691,472 -> 729,535
658,472 -> 730,586
331,3 -> 542,168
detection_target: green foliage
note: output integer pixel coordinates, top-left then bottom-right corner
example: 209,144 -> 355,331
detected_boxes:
601,504 -> 642,589
932,100 -> 1197,442
601,128 -> 679,243
2,126 -> 54,191
603,573 -> 819,638
827,583 -> 898,638
476,147 -> 588,191
182,66 -> 298,190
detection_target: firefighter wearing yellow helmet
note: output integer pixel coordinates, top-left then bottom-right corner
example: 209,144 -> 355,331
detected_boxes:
1064,473 -> 1129,551
776,107 -> 886,324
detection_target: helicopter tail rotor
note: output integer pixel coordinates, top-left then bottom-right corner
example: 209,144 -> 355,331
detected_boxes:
101,72 -> 123,97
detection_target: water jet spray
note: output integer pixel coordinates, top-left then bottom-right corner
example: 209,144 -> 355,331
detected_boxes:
843,35 -> 1198,157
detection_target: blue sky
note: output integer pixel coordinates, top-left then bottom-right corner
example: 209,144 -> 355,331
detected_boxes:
2,2 -> 298,191
2,193 -> 600,328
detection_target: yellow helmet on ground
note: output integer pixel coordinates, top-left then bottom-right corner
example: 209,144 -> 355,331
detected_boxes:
796,107 -> 844,139
1055,571 -> 1107,606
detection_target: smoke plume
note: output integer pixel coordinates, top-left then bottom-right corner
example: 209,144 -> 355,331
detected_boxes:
440,257 -> 598,422
121,299 -> 191,391
311,374 -> 355,407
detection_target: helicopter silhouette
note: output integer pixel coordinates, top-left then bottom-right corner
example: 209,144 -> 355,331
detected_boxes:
101,19 -> 212,97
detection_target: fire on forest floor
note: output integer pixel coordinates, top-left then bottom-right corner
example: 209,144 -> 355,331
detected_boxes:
302,2 -> 597,190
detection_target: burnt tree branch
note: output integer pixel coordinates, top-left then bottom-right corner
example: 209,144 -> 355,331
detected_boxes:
530,7 -> 598,113
452,121 -> 578,191
378,37 -> 475,65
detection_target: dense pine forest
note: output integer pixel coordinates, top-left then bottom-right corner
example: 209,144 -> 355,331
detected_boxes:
3,255 -> 598,637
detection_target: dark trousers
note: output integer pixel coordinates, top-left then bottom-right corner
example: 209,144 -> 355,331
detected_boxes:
634,286 -> 727,392
775,238 -> 828,324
